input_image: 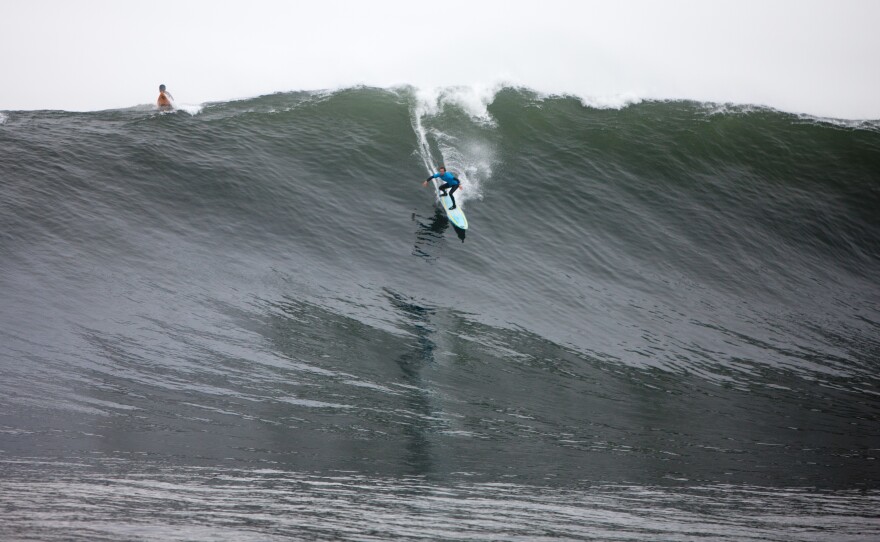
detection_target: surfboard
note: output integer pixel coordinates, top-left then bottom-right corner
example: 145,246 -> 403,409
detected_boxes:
431,181 -> 468,230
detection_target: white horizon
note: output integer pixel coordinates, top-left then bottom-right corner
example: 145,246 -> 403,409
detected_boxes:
2,0 -> 879,119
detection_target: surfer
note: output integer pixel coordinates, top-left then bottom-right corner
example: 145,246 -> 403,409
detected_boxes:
423,167 -> 462,210
156,84 -> 174,110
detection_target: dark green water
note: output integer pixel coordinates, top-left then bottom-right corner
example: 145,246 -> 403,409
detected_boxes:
1,88 -> 879,540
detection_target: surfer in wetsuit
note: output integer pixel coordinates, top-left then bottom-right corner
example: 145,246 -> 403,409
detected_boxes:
156,84 -> 174,110
422,167 -> 462,210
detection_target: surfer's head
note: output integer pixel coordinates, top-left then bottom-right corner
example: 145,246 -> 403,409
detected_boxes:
159,84 -> 166,92
438,166 -> 446,173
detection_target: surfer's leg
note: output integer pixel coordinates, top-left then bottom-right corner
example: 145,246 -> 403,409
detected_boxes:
448,185 -> 458,209
438,182 -> 450,196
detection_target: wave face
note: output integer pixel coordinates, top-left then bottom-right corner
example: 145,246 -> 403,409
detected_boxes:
1,88 -> 879,540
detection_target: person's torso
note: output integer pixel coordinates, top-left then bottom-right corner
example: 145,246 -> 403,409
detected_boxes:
439,171 -> 458,184
157,92 -> 171,106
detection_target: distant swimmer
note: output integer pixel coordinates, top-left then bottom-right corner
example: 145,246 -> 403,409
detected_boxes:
156,84 -> 174,110
423,167 -> 462,210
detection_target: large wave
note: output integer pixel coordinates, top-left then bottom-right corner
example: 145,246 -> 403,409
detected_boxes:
2,85 -> 880,539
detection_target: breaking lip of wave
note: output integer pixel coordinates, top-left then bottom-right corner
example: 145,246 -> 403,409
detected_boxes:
404,84 -> 880,131
7,83 -> 878,133
407,83 -> 645,123
120,102 -> 206,116
209,84 -> 880,135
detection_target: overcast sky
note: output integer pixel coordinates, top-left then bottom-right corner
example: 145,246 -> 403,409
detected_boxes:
2,0 -> 878,118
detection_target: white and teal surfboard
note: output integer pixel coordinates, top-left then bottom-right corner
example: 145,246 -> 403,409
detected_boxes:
431,181 -> 468,230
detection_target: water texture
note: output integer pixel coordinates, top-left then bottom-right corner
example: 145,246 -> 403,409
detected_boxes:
1,87 -> 879,540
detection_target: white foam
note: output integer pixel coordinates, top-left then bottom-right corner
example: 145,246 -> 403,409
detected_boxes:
413,84 -> 502,124
575,92 -> 644,110
0,112 -> 7,124
173,103 -> 204,116
698,101 -> 880,131
699,101 -> 770,118
410,86 -> 499,207
794,114 -> 880,132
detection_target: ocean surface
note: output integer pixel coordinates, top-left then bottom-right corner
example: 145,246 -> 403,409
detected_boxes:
1,87 -> 879,540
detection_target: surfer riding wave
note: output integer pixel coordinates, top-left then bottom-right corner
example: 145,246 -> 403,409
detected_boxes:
423,167 -> 461,210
